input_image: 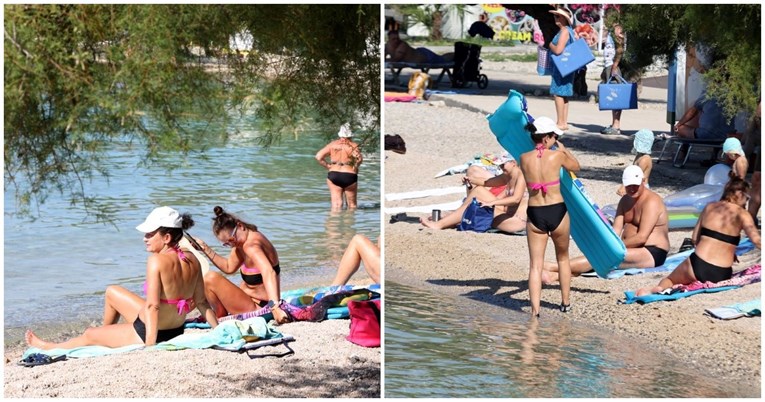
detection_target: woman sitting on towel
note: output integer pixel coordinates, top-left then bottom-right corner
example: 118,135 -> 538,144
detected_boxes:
192,206 -> 290,324
315,123 -> 363,211
420,155 -> 528,233
26,207 -> 219,349
519,116 -> 580,316
636,177 -> 761,296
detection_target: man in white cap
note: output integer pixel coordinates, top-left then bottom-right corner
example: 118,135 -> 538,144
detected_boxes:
543,165 -> 670,282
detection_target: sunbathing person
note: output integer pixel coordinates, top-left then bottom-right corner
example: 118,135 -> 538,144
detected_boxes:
616,129 -> 654,196
636,177 -> 761,296
722,137 -> 748,180
331,234 -> 380,286
420,156 -> 528,233
385,30 -> 454,64
192,206 -> 290,324
543,166 -> 669,283
26,207 -> 219,349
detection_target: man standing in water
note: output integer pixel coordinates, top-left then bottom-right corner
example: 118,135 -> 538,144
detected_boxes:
542,165 -> 670,281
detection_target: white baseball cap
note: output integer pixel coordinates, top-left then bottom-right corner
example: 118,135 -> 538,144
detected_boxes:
532,116 -> 564,136
136,206 -> 183,233
622,165 -> 644,187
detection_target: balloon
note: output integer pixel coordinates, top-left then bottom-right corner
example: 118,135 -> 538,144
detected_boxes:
704,163 -> 731,185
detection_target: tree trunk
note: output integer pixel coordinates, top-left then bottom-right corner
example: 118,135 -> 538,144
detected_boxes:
431,11 -> 443,41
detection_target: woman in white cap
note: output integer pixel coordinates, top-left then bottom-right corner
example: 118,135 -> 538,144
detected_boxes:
26,207 -> 218,349
722,137 -> 748,180
315,123 -> 364,210
636,177 -> 760,296
192,206 -> 290,324
547,7 -> 576,131
520,116 -> 580,317
617,128 -> 654,196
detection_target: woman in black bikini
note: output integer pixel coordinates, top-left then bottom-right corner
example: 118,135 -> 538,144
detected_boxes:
26,207 -> 219,349
192,206 -> 290,324
519,116 -> 580,317
315,123 -> 363,210
636,177 -> 761,296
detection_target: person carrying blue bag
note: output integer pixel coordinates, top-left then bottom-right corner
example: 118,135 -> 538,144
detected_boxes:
548,7 -> 576,132
600,8 -> 627,135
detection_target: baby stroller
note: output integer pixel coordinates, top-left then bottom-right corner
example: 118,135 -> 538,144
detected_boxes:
451,42 -> 489,89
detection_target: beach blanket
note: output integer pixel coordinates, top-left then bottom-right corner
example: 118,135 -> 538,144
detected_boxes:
22,317 -> 282,360
385,200 -> 463,215
622,264 -> 761,305
705,299 -> 761,320
581,238 -> 756,279
384,94 -> 418,103
385,186 -> 465,201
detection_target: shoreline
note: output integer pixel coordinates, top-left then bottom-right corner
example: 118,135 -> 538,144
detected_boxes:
383,95 -> 760,396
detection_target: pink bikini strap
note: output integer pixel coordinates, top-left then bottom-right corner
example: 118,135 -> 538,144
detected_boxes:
529,179 -> 561,194
161,298 -> 192,315
535,144 -> 545,158
170,245 -> 188,262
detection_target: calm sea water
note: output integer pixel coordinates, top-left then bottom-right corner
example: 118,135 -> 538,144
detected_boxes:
384,282 -> 757,398
4,129 -> 380,344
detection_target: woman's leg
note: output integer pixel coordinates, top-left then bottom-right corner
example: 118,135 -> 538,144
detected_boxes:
635,258 -> 696,296
561,97 -> 570,129
26,322 -> 143,350
102,285 -> 145,325
343,181 -> 358,209
420,187 -> 494,230
326,178 -> 345,211
554,95 -> 566,128
526,221 -> 549,316
550,214 -> 572,306
492,197 -> 528,233
203,271 -> 259,317
331,234 -> 380,286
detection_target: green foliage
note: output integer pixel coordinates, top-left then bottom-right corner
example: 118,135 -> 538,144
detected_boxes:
620,4 -> 760,118
390,4 -> 468,41
4,4 -> 380,218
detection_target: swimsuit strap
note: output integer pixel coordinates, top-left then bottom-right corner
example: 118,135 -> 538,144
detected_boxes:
166,245 -> 187,262
241,264 -> 261,275
535,144 -> 545,158
160,298 -> 192,315
529,179 -> 561,195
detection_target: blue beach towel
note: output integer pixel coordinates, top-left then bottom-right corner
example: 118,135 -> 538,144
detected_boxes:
705,299 -> 761,320
622,285 -> 742,305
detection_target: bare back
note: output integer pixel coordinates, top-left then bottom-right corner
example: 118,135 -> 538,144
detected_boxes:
320,138 -> 361,173
151,250 -> 202,329
694,201 -> 752,267
520,149 -> 565,206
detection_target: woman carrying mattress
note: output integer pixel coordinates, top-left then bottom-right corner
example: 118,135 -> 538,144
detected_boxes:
519,116 -> 580,317
315,123 -> 363,211
25,207 -> 219,349
192,206 -> 290,324
636,177 -> 761,296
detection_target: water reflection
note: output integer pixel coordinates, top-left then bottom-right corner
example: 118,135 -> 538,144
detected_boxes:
384,281 -> 753,398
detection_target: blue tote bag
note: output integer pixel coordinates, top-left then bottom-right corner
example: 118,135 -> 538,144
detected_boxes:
457,198 -> 494,233
551,37 -> 595,78
598,74 -> 638,110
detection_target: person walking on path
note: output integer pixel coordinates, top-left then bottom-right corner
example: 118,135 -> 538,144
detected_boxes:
600,10 -> 626,135
519,116 -> 580,317
316,123 -> 363,210
547,8 -> 575,132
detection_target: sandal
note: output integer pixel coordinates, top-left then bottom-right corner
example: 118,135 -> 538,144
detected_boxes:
17,353 -> 66,367
560,303 -> 571,313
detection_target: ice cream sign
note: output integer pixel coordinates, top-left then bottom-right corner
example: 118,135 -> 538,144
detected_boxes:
480,4 -> 533,43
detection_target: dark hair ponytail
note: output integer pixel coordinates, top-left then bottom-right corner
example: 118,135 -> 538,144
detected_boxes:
211,206 -> 258,235
157,212 -> 194,245
720,176 -> 751,202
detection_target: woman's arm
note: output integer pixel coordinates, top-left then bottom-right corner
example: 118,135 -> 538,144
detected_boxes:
556,141 -> 581,173
549,28 -> 569,55
142,255 -> 163,346
192,271 -> 219,328
351,142 -> 363,169
486,173 -> 525,207
315,144 -> 331,170
243,243 -> 289,324
193,237 -> 241,274
740,209 -> 761,249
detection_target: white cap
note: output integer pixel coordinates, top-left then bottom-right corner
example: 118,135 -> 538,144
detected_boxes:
532,116 -> 564,136
136,206 -> 182,233
338,123 -> 353,138
622,165 -> 644,187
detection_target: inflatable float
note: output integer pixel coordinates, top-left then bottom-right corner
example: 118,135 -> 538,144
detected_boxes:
487,90 -> 626,277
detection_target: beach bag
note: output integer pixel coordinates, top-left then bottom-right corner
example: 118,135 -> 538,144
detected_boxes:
598,74 -> 638,110
346,299 -> 381,347
536,46 -> 553,76
408,72 -> 430,100
457,197 -> 494,233
551,37 -> 595,78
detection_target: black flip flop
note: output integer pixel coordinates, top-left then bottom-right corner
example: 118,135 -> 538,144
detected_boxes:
17,353 -> 67,367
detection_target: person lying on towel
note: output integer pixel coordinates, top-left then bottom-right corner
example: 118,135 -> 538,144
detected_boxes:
636,176 -> 761,296
385,30 -> 454,64
542,165 -> 670,283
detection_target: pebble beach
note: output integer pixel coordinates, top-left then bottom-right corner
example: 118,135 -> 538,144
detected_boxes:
383,56 -> 760,397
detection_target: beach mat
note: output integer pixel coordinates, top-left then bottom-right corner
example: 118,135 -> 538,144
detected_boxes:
705,299 -> 761,320
622,264 -> 761,305
580,238 -> 756,279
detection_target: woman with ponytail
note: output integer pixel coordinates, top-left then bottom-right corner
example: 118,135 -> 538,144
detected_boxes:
192,206 -> 289,324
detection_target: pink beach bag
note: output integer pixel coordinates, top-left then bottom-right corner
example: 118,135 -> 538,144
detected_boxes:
346,299 -> 381,347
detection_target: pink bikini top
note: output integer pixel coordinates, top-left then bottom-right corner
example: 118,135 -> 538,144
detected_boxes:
141,245 -> 194,315
527,144 -> 560,194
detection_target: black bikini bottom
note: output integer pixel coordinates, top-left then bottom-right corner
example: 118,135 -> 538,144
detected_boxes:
645,245 -> 668,267
526,203 -> 567,233
327,172 -> 358,189
132,317 -> 184,343
690,252 -> 732,283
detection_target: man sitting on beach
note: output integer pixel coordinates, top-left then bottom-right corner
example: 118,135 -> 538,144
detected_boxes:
385,30 -> 454,64
542,165 -> 669,282
420,155 -> 527,233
